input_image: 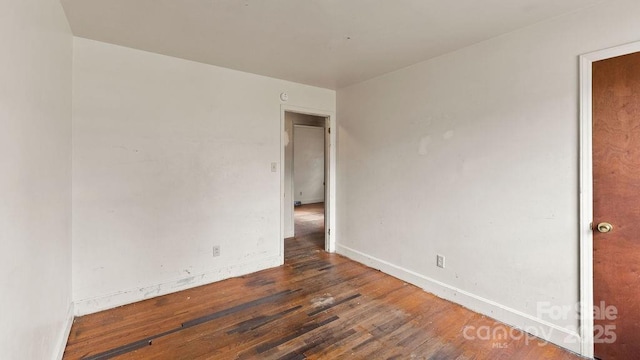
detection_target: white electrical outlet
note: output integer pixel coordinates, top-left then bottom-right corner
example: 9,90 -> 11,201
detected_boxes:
436,254 -> 445,268
213,245 -> 221,257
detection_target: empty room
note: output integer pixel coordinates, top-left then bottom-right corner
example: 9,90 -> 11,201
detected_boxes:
3,0 -> 640,359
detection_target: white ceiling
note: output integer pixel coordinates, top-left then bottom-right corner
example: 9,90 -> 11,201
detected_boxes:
61,0 -> 603,89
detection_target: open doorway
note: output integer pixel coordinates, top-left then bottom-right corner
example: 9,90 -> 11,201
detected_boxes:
284,112 -> 327,256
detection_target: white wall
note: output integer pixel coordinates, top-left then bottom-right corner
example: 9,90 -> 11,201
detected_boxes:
72,38 -> 335,314
336,0 -> 640,353
294,125 -> 325,204
0,0 -> 73,358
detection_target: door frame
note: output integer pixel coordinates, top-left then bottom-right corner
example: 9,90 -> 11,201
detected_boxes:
280,105 -> 336,256
579,40 -> 640,358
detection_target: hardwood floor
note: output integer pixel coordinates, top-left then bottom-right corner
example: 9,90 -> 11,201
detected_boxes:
64,203 -> 582,359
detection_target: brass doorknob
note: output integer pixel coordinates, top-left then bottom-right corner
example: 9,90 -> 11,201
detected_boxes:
597,222 -> 613,233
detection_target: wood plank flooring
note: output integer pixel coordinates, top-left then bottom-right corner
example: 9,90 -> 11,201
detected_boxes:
64,203 -> 582,359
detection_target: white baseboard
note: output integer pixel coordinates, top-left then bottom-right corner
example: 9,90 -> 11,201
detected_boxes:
297,198 -> 324,205
74,255 -> 283,316
54,302 -> 74,360
336,244 -> 582,354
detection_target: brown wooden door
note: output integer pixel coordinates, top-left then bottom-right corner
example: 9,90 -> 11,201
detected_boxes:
593,51 -> 640,359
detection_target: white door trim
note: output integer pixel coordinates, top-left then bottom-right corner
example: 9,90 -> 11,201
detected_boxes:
280,105 -> 337,256
579,40 -> 640,358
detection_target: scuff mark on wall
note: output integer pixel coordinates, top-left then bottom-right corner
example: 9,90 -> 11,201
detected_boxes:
143,285 -> 162,298
177,276 -> 195,285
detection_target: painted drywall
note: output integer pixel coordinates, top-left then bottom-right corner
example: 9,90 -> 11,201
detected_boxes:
336,0 -> 640,353
72,37 -> 335,314
0,0 -> 73,358
294,125 -> 325,204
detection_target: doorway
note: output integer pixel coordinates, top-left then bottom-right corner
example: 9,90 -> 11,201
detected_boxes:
580,41 -> 640,359
280,106 -> 336,259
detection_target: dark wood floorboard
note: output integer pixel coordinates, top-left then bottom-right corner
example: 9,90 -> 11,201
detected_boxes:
63,202 -> 582,359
